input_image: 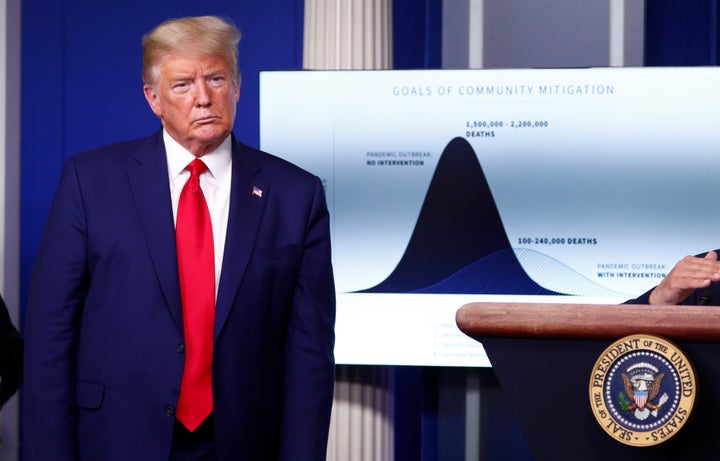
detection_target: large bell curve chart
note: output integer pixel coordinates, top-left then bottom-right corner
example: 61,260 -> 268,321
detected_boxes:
260,67 -> 720,366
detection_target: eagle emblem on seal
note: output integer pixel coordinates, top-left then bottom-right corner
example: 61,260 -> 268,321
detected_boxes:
618,362 -> 669,421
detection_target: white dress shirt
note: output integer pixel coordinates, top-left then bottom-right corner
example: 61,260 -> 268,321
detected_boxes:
164,129 -> 232,297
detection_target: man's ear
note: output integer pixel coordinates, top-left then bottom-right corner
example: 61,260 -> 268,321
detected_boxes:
234,71 -> 241,103
143,85 -> 162,117
233,76 -> 241,103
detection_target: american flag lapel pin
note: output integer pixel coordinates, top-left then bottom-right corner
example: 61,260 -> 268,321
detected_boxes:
252,186 -> 263,198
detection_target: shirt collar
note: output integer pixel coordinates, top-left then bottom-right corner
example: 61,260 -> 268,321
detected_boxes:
164,129 -> 232,181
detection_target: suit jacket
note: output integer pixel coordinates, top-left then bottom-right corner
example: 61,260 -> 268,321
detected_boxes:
23,130 -> 336,461
624,249 -> 720,306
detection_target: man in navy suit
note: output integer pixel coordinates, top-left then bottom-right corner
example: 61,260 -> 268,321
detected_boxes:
23,16 -> 335,460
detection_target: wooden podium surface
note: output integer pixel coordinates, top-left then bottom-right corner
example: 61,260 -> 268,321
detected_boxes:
456,302 -> 720,461
456,302 -> 720,342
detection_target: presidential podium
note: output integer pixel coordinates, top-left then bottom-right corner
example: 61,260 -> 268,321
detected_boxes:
455,302 -> 720,461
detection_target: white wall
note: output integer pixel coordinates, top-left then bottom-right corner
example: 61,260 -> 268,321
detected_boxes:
443,0 -> 644,69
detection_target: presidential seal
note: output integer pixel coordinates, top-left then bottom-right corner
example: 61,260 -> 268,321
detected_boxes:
588,334 -> 696,447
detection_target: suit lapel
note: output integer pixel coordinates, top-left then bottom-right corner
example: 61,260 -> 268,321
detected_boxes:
124,133 -> 267,339
126,131 -> 184,333
215,138 -> 268,339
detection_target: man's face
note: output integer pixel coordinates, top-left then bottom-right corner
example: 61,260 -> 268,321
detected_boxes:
144,53 -> 240,156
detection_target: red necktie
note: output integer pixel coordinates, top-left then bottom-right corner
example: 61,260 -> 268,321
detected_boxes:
175,158 -> 215,431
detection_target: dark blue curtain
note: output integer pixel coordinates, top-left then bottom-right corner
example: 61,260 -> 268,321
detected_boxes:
393,0 -> 442,69
645,0 -> 720,65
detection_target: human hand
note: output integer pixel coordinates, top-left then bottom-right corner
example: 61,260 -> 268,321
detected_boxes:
649,250 -> 720,305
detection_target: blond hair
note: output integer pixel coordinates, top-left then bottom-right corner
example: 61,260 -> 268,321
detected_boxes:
142,16 -> 241,85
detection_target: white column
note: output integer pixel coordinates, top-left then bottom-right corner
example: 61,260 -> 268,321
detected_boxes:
0,0 -> 22,460
610,0 -> 645,66
326,366 -> 394,461
467,0 -> 484,68
443,0 -> 484,69
609,0 -> 625,66
303,2 -> 395,460
304,0 -> 393,70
